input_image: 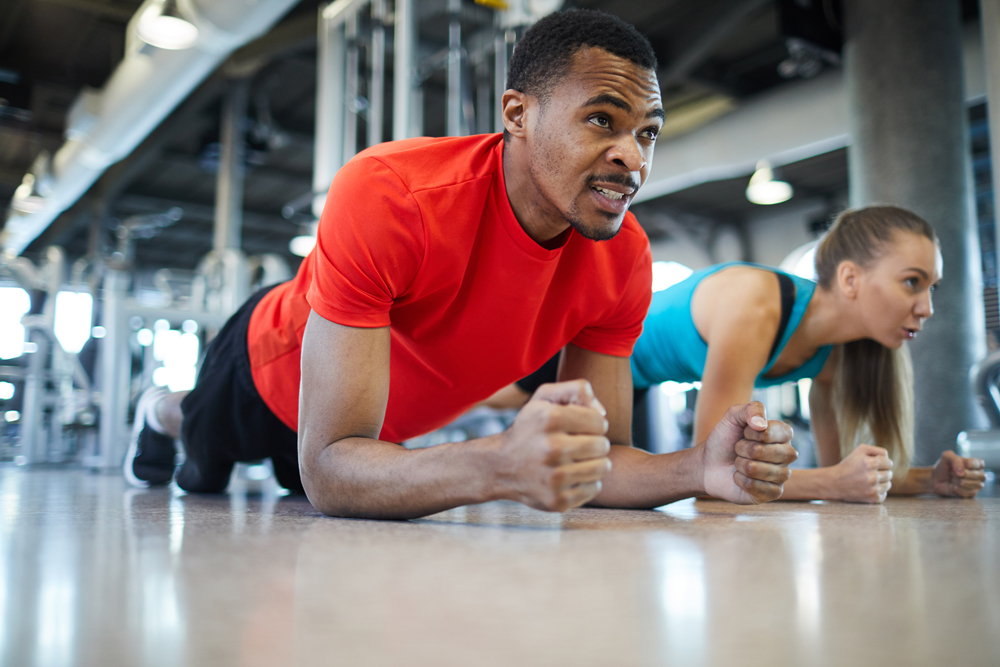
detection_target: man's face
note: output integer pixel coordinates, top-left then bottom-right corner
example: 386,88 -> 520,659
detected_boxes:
525,47 -> 663,241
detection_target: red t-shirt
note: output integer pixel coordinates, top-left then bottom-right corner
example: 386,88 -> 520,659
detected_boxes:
247,133 -> 652,443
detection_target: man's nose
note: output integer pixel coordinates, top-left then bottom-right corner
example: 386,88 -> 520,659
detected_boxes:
607,135 -> 645,173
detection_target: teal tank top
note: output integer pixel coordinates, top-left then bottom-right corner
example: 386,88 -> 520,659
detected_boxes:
630,262 -> 833,389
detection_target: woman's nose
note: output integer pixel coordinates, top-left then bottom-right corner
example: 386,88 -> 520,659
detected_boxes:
915,292 -> 933,318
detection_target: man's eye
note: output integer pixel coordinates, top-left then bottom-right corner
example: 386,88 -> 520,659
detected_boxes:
591,116 -> 609,128
642,128 -> 659,140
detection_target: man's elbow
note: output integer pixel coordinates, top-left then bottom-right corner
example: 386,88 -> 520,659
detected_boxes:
301,469 -> 349,517
299,450 -> 357,518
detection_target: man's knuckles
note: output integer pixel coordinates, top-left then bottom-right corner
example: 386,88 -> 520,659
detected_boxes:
743,420 -> 794,443
736,473 -> 783,503
539,404 -> 605,435
735,457 -> 790,483
734,440 -> 797,465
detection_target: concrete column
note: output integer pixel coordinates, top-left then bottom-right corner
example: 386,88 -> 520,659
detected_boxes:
213,79 -> 249,253
844,0 -> 987,462
982,0 -> 1000,277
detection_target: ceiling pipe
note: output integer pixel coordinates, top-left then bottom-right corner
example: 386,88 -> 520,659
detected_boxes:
0,0 -> 301,258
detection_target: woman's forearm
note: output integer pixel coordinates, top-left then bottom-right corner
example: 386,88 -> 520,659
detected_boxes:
888,467 -> 933,495
776,467 -> 841,501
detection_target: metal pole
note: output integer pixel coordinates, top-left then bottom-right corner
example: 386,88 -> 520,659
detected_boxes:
315,3 -> 347,217
981,0 -> 1000,285
477,60 -> 491,135
20,329 -> 47,464
344,11 -> 360,162
447,0 -> 462,136
368,0 -> 386,147
494,28 -> 511,134
22,247 -> 63,464
96,269 -> 129,469
213,79 -> 249,254
392,0 -> 415,141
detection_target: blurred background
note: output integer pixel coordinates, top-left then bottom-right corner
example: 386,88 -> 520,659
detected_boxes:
0,0 -> 998,477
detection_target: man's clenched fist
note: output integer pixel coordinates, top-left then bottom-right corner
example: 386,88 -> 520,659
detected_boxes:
701,401 -> 797,504
493,380 -> 612,512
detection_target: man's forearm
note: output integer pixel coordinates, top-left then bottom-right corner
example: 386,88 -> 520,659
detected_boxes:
303,436 -> 506,520
588,445 -> 705,509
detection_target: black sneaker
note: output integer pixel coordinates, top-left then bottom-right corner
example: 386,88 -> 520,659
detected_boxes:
125,387 -> 177,487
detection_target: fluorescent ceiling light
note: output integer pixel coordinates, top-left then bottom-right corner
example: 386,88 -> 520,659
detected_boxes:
137,0 -> 199,50
746,160 -> 793,206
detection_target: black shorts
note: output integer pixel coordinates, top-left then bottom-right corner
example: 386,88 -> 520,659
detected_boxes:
177,285 -> 303,494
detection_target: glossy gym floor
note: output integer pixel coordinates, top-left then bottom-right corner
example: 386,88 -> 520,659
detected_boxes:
2,466 -> 998,667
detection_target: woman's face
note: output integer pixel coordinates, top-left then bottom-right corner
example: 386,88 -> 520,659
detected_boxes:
854,231 -> 941,349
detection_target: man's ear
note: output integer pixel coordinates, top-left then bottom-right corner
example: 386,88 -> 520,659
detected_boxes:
501,89 -> 530,138
837,260 -> 860,299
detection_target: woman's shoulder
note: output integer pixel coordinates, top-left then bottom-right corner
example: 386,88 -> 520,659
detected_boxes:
688,263 -> 784,346
697,264 -> 784,311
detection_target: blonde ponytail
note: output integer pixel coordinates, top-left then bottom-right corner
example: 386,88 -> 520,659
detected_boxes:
832,342 -> 914,480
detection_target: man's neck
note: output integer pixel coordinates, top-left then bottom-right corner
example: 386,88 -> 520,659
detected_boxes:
502,144 -> 572,247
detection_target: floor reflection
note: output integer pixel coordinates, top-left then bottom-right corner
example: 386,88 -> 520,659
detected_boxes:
1,467 -> 999,667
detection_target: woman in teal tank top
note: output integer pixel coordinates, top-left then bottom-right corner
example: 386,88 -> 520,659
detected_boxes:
630,263 -> 832,391
491,206 -> 986,502
631,206 -> 984,503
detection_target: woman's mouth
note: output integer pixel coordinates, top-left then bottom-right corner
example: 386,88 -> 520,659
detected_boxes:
903,327 -> 919,340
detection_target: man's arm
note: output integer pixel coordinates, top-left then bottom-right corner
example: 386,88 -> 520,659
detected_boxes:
298,311 -> 612,519
557,344 -> 798,508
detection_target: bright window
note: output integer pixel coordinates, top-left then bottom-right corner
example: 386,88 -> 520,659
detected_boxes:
54,291 -> 94,354
0,287 -> 30,360
651,261 -> 694,293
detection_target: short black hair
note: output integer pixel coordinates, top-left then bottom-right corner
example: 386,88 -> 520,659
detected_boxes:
506,9 -> 658,101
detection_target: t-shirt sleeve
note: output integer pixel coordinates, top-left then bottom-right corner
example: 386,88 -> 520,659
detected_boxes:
570,240 -> 653,357
306,156 -> 425,328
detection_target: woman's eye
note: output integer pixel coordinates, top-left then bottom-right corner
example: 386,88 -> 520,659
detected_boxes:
929,283 -> 938,292
905,277 -> 919,289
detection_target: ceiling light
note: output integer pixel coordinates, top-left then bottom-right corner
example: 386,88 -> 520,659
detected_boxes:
746,160 -> 793,206
10,173 -> 46,214
137,0 -> 199,50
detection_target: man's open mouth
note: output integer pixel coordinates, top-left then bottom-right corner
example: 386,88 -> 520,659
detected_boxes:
593,186 -> 626,201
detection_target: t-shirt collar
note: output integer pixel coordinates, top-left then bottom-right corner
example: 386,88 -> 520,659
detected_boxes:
493,140 -> 573,261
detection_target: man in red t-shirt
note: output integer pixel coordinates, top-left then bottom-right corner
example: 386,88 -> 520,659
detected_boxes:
126,10 -> 797,518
